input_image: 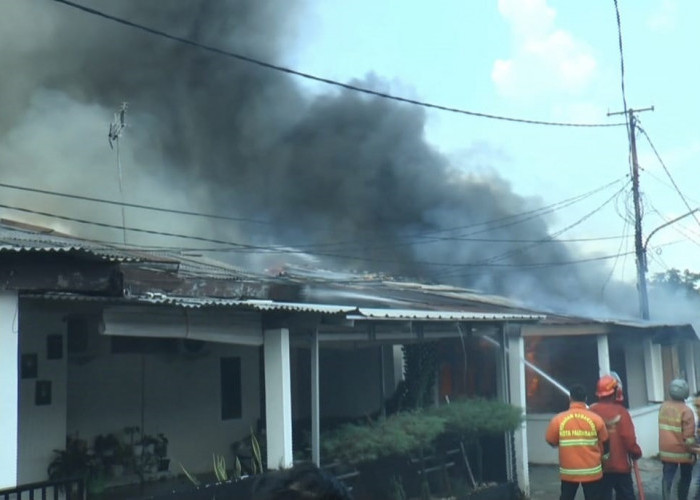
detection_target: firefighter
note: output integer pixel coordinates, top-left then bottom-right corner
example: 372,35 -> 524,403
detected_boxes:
659,378 -> 696,500
692,391 -> 700,500
590,374 -> 642,500
546,383 -> 610,500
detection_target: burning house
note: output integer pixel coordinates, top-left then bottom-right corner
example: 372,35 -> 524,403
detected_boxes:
4,1 -> 700,498
1,221 -> 699,498
524,315 -> 699,464
0,222 -> 546,497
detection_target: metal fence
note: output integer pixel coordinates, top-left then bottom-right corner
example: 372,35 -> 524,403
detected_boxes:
0,477 -> 85,500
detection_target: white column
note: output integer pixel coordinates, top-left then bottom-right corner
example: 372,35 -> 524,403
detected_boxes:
597,335 -> 610,377
310,329 -> 320,466
264,328 -> 293,469
685,342 -> 697,396
506,327 -> 529,497
0,291 -> 19,488
643,337 -> 664,402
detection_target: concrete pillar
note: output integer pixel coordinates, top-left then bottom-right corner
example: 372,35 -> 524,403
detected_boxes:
505,325 -> 529,497
643,337 -> 664,402
264,328 -> 293,469
0,291 -> 19,488
310,329 -> 320,466
597,334 -> 610,377
684,342 -> 697,396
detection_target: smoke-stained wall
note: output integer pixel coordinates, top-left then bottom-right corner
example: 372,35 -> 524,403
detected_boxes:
0,0 -> 638,317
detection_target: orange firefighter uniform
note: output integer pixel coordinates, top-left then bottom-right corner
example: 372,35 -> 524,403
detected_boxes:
658,399 -> 696,463
589,399 -> 642,472
546,401 -> 610,482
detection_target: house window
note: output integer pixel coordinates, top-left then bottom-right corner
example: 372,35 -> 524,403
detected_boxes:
525,336 -> 598,413
220,357 -> 242,420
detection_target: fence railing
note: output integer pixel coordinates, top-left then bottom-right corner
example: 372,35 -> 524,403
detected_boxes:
0,477 -> 85,500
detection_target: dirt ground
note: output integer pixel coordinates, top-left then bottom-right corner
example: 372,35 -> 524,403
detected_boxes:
528,456 -> 700,499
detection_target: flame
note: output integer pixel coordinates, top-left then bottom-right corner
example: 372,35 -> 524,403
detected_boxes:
525,337 -> 542,397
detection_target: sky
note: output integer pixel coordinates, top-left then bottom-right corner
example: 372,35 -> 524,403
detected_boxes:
286,0 -> 700,283
2,0 -> 700,318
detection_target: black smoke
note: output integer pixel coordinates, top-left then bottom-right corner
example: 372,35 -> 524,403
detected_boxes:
0,0 -> 636,316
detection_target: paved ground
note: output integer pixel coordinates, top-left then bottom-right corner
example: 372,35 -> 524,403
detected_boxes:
529,457 -> 700,499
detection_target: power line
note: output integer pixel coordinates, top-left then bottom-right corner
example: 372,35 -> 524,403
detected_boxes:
473,181 -> 629,265
0,176 -> 625,254
612,0 -> 630,132
0,201 -> 641,271
52,0 -> 626,129
0,181 -> 273,226
287,177 -> 628,254
636,123 -> 700,231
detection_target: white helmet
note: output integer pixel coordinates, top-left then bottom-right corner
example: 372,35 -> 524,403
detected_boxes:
669,379 -> 689,401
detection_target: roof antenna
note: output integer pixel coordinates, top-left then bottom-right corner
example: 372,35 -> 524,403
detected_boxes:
108,102 -> 128,244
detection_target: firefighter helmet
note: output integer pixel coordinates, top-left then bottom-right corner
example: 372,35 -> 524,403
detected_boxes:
669,379 -> 689,401
596,374 -> 619,398
610,371 -> 625,403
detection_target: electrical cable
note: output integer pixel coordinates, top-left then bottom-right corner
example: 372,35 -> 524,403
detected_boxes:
292,177 -> 628,255
0,201 -> 643,271
0,181 -> 273,226
600,191 -> 632,295
472,181 -> 629,266
637,123 -> 700,231
612,0 -> 630,134
0,176 -> 625,253
51,0 -> 626,128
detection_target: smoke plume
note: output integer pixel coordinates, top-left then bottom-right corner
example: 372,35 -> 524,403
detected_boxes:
0,0 -> 638,316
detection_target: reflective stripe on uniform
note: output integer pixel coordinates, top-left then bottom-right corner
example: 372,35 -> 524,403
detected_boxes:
659,423 -> 682,432
659,451 -> 692,461
560,439 -> 599,447
560,464 -> 603,476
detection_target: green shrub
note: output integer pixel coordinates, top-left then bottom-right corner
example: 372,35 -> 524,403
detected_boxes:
322,411 -> 445,465
322,398 -> 522,465
430,398 -> 523,437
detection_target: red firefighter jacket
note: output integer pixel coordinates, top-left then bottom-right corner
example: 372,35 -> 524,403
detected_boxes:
658,400 -> 696,463
546,402 -> 609,482
590,400 -> 642,473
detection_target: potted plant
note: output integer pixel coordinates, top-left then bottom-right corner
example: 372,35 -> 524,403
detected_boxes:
94,434 -> 119,462
154,433 -> 170,472
112,440 -> 132,477
154,433 -> 168,458
48,435 -> 104,495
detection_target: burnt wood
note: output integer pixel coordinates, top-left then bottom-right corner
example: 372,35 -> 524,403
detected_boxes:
0,254 -> 122,294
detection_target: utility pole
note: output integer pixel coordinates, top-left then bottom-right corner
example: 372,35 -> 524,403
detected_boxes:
608,106 -> 654,319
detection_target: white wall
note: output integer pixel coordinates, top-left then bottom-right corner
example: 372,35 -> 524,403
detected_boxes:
17,301 -> 68,484
625,340 -> 648,409
526,414 -> 559,464
0,291 -> 19,488
630,404 -> 661,457
67,334 -> 261,474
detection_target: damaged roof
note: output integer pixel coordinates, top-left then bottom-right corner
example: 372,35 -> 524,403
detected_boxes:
2,222 -> 696,339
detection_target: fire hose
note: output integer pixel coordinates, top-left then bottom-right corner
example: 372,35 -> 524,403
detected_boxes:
632,459 -> 645,500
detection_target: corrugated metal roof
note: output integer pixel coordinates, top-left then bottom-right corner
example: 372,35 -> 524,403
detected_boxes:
0,223 -> 259,279
350,308 -> 545,322
26,292 -> 543,322
135,294 -> 358,314
0,224 -> 167,263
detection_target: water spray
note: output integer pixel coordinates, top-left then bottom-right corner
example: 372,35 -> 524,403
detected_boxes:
480,334 -> 570,397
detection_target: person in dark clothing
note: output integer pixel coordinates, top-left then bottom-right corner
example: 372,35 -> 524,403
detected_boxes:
251,462 -> 353,500
590,374 -> 642,500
